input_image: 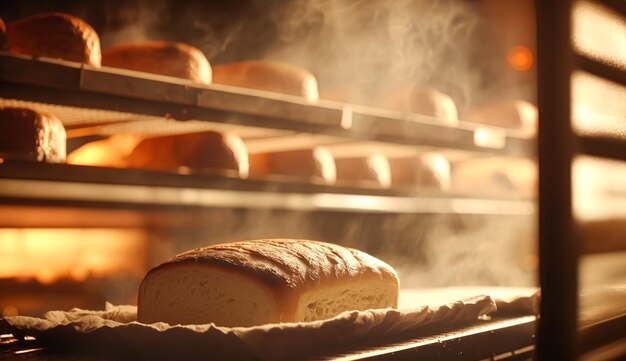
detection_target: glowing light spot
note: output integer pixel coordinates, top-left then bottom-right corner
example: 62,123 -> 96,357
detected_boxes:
2,305 -> 18,317
508,46 -> 533,72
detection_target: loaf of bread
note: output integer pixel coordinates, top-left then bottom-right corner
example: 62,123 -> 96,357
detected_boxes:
452,157 -> 536,197
383,87 -> 458,126
128,131 -> 248,178
138,239 -> 399,327
102,41 -> 211,84
389,153 -> 451,189
7,12 -> 101,66
465,100 -> 537,135
0,107 -> 66,163
213,60 -> 319,103
248,148 -> 336,184
335,155 -> 392,188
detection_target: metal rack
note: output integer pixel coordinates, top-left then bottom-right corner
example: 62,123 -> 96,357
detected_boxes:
535,0 -> 626,359
0,42 -> 543,359
0,52 -> 534,215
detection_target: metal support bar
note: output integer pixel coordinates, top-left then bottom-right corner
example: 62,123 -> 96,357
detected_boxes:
577,134 -> 626,162
596,0 -> 626,16
576,54 -> 626,87
535,0 -> 578,360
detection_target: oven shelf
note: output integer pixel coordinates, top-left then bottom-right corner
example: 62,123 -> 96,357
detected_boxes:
0,162 -> 533,215
0,316 -> 537,361
314,316 -> 536,361
0,52 -> 534,159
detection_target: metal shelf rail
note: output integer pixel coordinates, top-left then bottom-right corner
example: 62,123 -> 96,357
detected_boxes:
535,0 -> 626,359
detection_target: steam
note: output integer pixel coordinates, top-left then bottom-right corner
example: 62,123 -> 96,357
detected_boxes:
100,1 -> 167,47
95,1 -> 535,289
153,210 -> 536,288
264,0 -> 481,111
99,0 -> 492,112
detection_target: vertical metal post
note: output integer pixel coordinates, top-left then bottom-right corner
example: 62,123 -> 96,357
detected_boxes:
535,1 -> 578,360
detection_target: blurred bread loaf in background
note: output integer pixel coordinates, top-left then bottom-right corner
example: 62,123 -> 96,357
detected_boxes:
102,41 -> 212,84
7,12 -> 101,66
249,147 -> 336,185
128,131 -> 248,178
382,87 -> 459,126
465,100 -> 537,135
335,154 -> 392,188
213,60 -> 319,103
0,107 -> 66,163
389,153 -> 451,189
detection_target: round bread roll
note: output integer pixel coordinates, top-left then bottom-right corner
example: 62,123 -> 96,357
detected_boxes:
248,147 -> 336,185
128,131 -> 248,178
465,100 -> 537,135
382,87 -> 459,126
335,154 -> 392,188
389,153 -> 451,189
0,107 -> 66,163
213,60 -> 319,103
67,135 -> 143,168
138,239 -> 399,326
102,41 -> 211,84
7,12 -> 101,66
0,17 -> 7,50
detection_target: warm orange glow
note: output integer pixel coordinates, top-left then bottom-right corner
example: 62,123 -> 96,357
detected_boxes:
2,305 -> 18,317
508,46 -> 533,72
67,135 -> 141,167
0,228 -> 146,283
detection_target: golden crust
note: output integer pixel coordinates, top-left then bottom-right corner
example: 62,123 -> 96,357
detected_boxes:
213,60 -> 319,102
0,107 -> 66,163
7,12 -> 101,66
102,41 -> 211,84
147,239 -> 399,295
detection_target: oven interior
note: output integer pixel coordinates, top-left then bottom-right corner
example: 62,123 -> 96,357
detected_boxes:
0,0 -> 625,359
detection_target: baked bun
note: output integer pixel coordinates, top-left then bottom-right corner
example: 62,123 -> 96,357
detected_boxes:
335,154 -> 392,188
138,239 -> 399,327
248,148 -> 336,184
0,17 -> 7,50
383,87 -> 458,126
0,107 -> 66,163
102,41 -> 211,84
465,100 -> 537,135
128,131 -> 248,178
213,60 -> 319,102
389,153 -> 451,189
67,135 -> 142,168
7,12 -> 101,66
